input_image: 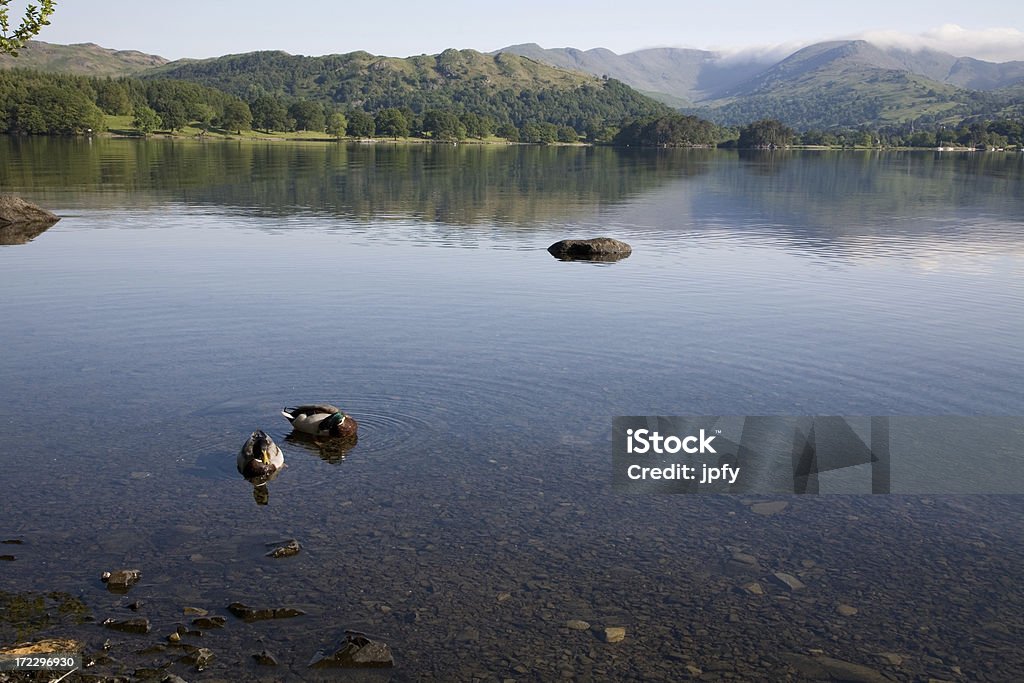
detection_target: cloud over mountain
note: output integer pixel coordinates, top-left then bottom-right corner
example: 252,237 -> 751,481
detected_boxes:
857,24 -> 1024,62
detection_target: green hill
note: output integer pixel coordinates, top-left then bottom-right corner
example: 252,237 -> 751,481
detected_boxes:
145,48 -> 670,129
697,42 -> 971,128
0,40 -> 168,76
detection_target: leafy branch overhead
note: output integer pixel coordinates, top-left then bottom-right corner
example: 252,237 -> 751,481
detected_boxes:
0,0 -> 56,56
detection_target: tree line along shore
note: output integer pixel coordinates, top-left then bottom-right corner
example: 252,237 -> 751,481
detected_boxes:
1,69 -> 1021,150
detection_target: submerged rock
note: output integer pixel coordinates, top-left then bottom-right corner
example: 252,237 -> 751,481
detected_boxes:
770,571 -> 806,591
102,569 -> 142,593
750,501 -> 789,516
185,647 -> 215,671
227,602 -> 305,622
308,632 -> 395,668
601,626 -> 627,643
547,237 -> 632,262
266,539 -> 301,558
782,653 -> 888,683
191,615 -> 227,629
253,650 -> 279,666
102,617 -> 151,634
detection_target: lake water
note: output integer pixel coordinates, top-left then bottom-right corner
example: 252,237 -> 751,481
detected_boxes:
1,138 -> 1023,681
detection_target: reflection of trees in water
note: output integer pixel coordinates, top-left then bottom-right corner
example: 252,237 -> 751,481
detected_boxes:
0,138 -> 711,228
689,150 -> 1024,255
3,138 -> 1022,253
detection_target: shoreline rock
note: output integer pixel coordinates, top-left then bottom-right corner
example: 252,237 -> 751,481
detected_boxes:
0,195 -> 60,226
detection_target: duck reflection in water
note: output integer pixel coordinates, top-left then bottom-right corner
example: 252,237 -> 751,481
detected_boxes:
285,430 -> 357,464
238,430 -> 285,505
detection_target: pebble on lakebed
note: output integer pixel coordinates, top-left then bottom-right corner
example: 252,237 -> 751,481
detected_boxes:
601,626 -> 627,643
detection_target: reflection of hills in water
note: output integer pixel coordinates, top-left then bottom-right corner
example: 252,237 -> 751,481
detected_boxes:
2,138 -> 1022,257
0,137 -> 709,228
620,150 -> 1024,260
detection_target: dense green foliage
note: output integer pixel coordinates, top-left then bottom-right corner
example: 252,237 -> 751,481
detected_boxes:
0,69 -> 253,135
737,119 -> 795,148
0,70 -> 105,133
794,117 -> 1024,149
613,114 -> 720,147
0,0 -> 56,56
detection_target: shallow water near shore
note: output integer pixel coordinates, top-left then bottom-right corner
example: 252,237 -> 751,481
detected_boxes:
1,139 -> 1023,680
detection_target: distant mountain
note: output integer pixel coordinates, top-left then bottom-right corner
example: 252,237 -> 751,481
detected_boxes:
0,40 -> 168,76
944,56 -> 1024,90
146,48 -> 671,128
498,40 -> 1024,129
495,43 -> 767,104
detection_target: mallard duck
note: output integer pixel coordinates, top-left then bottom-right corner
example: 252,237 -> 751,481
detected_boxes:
281,404 -> 358,439
237,430 -> 284,480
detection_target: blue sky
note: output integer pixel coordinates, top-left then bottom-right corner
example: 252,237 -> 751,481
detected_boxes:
24,0 -> 1024,61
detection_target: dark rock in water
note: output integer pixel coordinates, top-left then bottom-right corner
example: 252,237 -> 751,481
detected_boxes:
126,600 -> 143,611
102,617 -> 151,634
102,569 -> 142,593
0,197 -> 60,244
191,615 -> 227,629
227,602 -> 306,622
253,650 -> 279,666
308,632 -> 395,668
266,539 -> 301,558
0,555 -> 14,561
547,237 -> 632,262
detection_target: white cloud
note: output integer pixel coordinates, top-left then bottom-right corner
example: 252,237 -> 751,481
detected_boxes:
857,24 -> 1024,62
713,41 -> 809,64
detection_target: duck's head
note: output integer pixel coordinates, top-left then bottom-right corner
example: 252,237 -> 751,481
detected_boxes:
251,430 -> 276,465
325,412 -> 358,439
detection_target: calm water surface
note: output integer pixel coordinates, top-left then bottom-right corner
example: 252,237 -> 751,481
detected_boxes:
1,139 -> 1023,681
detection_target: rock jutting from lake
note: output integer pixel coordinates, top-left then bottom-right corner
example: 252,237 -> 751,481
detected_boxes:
547,237 -> 632,262
0,195 -> 60,226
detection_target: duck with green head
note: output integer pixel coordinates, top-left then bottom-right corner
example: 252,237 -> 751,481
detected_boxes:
281,404 -> 358,439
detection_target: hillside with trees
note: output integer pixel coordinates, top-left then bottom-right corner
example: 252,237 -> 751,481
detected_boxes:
145,49 -> 671,134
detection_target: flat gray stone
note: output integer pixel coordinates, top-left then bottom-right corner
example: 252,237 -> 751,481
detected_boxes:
770,572 -> 806,591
